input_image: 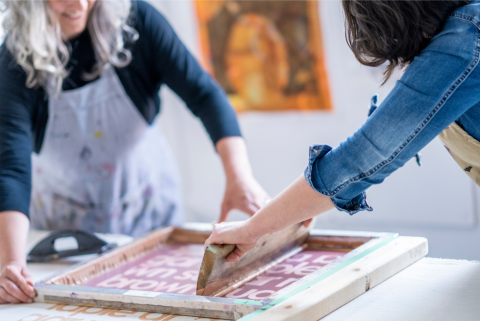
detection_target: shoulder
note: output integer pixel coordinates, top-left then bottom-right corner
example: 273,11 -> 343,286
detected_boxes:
0,43 -> 25,79
0,42 -> 41,109
423,3 -> 480,63
129,0 -> 181,64
450,1 -> 480,27
133,0 -> 173,37
0,43 -> 30,94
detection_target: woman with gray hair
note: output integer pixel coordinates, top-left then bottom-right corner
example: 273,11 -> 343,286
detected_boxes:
0,0 -> 268,304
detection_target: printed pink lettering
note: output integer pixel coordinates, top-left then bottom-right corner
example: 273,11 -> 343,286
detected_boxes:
130,280 -> 159,290
153,281 -> 197,294
247,290 -> 276,300
312,255 -> 342,265
124,265 -> 177,279
286,253 -> 313,262
225,288 -> 258,298
275,278 -> 299,288
96,274 -> 138,288
173,270 -> 198,281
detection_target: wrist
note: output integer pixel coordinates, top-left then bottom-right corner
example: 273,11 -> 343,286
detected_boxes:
1,259 -> 26,270
225,169 -> 254,184
216,137 -> 254,181
242,217 -> 262,242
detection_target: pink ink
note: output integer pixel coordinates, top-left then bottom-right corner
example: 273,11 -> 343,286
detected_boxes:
225,250 -> 346,300
84,246 -> 345,298
83,244 -> 204,295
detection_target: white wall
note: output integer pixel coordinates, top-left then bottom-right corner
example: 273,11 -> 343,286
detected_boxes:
149,0 -> 480,260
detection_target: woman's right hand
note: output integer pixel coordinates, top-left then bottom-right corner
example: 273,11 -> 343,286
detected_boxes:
0,211 -> 35,304
0,261 -> 35,304
204,220 -> 261,263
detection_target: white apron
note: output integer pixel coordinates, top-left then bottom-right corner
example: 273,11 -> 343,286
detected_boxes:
30,65 -> 183,237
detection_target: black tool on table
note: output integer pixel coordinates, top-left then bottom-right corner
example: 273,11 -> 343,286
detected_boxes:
27,229 -> 117,263
368,94 -> 422,167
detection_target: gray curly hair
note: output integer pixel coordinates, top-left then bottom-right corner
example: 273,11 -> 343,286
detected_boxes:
0,0 -> 138,93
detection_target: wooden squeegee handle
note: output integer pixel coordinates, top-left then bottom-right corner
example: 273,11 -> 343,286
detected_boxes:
196,223 -> 311,297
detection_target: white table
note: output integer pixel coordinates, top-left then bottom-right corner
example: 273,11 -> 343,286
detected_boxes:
1,231 -> 479,321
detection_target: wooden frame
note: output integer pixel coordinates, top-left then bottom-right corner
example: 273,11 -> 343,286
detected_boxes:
34,226 -> 427,320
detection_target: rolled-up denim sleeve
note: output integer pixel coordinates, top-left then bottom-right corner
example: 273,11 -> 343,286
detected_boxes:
305,15 -> 480,214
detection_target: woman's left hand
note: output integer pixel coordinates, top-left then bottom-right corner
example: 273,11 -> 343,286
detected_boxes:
218,175 -> 270,223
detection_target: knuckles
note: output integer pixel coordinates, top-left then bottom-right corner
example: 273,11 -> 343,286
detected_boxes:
4,282 -> 16,293
2,266 -> 16,276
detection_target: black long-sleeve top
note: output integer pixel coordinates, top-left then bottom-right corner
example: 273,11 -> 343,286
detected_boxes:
0,1 -> 242,217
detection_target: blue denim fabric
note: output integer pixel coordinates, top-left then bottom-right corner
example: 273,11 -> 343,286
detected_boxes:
305,1 -> 480,214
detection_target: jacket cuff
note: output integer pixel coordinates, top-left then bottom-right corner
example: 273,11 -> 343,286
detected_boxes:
304,144 -> 373,215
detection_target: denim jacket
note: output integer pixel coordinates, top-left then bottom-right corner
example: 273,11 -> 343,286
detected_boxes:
305,1 -> 480,214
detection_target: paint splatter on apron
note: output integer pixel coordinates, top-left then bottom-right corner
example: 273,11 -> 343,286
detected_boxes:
438,121 -> 480,187
30,65 -> 183,237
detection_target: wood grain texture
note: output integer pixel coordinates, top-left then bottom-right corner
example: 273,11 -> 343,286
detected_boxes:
321,257 -> 480,321
35,286 -> 258,320
196,223 -> 310,297
43,227 -> 210,286
168,227 -> 211,244
245,236 -> 428,321
44,227 -> 175,285
33,226 -> 420,320
305,235 -> 373,251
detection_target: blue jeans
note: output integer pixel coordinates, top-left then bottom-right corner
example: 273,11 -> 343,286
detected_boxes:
305,1 -> 480,214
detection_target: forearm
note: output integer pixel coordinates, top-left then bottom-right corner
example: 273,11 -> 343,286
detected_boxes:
247,175 -> 334,238
216,136 -> 253,180
0,211 -> 29,268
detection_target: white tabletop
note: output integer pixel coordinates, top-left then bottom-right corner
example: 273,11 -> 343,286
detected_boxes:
1,231 -> 479,321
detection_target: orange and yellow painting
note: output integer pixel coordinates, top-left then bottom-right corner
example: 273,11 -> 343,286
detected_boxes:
195,0 -> 332,112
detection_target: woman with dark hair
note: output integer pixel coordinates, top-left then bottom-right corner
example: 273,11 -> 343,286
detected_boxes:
206,0 -> 478,261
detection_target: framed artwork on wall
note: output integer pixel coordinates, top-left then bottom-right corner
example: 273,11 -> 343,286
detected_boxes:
195,0 -> 332,112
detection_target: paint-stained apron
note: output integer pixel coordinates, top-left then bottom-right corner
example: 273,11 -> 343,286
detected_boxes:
30,65 -> 183,237
438,121 -> 480,187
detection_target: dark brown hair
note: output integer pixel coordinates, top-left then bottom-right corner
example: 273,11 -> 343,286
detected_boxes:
342,0 -> 470,84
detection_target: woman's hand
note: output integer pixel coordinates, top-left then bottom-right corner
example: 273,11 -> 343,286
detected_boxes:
219,175 -> 269,223
215,137 -> 270,223
0,211 -> 35,304
0,261 -> 35,304
205,175 -> 335,262
204,220 -> 260,262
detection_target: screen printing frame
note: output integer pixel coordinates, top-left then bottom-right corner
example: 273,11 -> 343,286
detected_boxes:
34,226 -> 427,320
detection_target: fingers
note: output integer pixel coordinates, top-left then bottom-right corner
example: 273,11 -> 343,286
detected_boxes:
218,205 -> 230,223
0,266 -> 35,303
225,247 -> 246,263
219,199 -> 259,222
231,198 -> 261,217
0,286 -> 22,304
22,267 -> 34,285
303,218 -> 313,228
5,266 -> 35,299
1,278 -> 32,303
245,202 -> 261,216
204,225 -> 219,250
20,268 -> 36,298
204,236 -> 213,251
203,221 -> 257,261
